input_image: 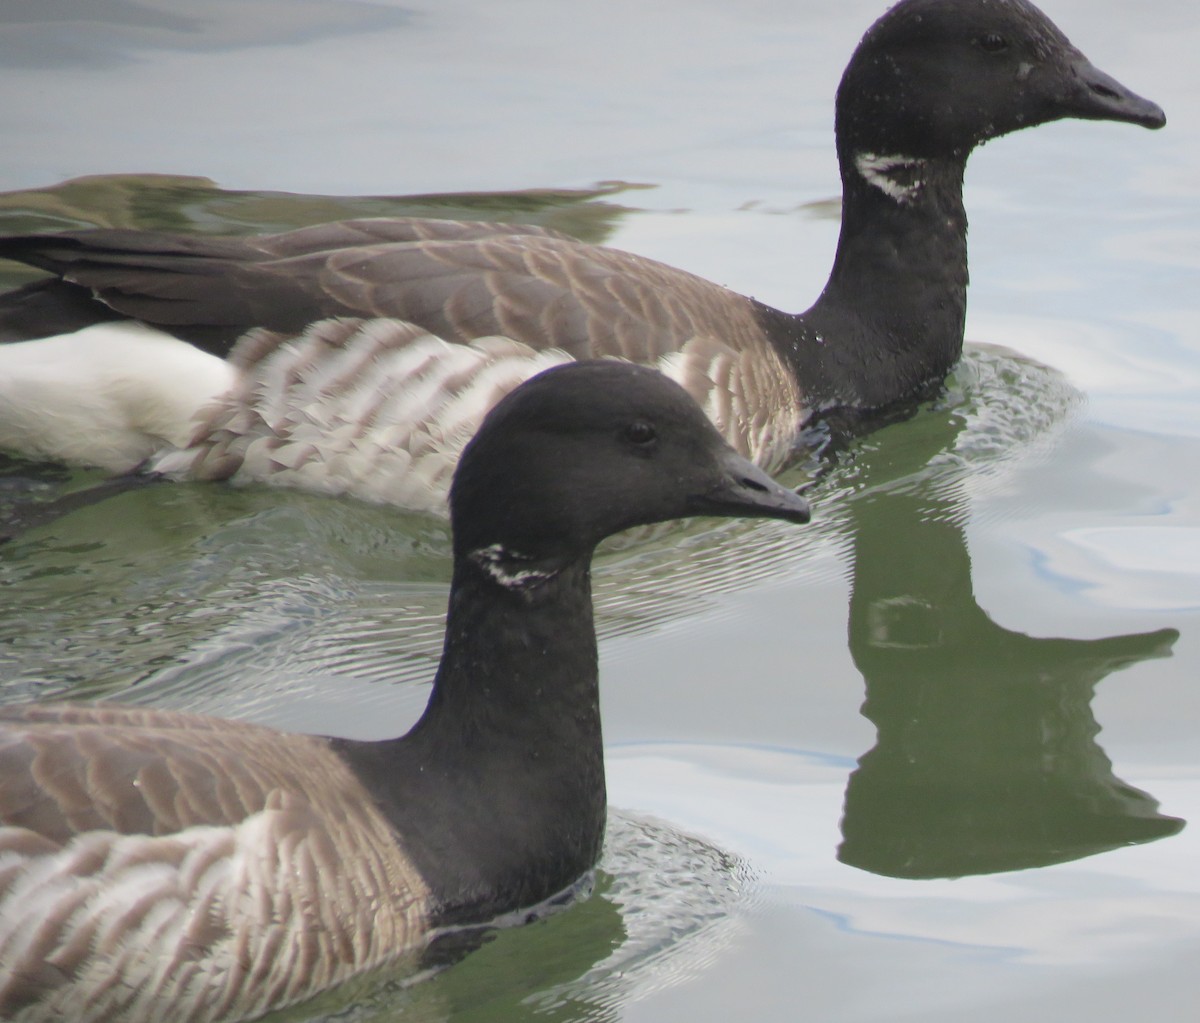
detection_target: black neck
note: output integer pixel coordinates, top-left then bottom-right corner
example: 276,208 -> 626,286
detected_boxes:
761,154 -> 970,413
331,553 -> 606,927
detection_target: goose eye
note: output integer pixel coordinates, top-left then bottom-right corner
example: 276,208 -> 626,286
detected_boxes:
623,420 -> 658,448
978,32 -> 1008,53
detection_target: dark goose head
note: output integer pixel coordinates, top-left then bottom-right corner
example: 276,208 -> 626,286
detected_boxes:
792,0 -> 1164,414
450,359 -> 811,560
836,0 -> 1163,165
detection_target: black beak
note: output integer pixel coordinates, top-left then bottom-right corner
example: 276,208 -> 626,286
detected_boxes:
1059,55 -> 1165,130
689,448 -> 812,525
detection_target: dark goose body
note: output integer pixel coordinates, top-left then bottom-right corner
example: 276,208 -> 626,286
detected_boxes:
0,0 -> 1165,511
0,361 -> 812,1022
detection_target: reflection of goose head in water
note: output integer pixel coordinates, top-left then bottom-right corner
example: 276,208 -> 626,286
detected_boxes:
835,349 -> 1183,879
841,557 -> 1182,878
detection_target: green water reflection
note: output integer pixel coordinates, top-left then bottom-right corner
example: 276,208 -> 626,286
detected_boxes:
837,398 -> 1184,879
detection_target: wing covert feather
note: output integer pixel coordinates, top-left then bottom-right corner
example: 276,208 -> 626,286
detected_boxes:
1,703 -> 358,840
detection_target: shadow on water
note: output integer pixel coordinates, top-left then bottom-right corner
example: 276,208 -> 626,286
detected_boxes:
834,372 -> 1185,880
0,455 -> 166,540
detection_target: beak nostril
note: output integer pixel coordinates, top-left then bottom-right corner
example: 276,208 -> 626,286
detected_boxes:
1089,82 -> 1120,101
741,476 -> 769,494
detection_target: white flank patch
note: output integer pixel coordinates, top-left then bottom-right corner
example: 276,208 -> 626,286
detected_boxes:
854,151 -> 926,205
0,323 -> 235,472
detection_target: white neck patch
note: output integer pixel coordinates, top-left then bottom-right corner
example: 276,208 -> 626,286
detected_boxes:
470,544 -> 558,590
854,152 -> 927,205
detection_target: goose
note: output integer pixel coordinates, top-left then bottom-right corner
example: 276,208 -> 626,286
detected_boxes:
0,360 -> 811,1023
0,0 -> 1164,513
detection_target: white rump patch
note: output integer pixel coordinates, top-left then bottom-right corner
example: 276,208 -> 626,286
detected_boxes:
0,323 -> 235,472
854,152 -> 927,205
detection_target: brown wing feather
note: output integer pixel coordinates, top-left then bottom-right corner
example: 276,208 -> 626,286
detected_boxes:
0,217 -> 568,270
242,216 -> 572,255
0,703 -> 360,841
314,232 -> 771,363
0,219 -> 772,367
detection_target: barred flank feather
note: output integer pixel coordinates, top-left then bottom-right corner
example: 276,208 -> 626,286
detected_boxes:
0,704 -> 430,1023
